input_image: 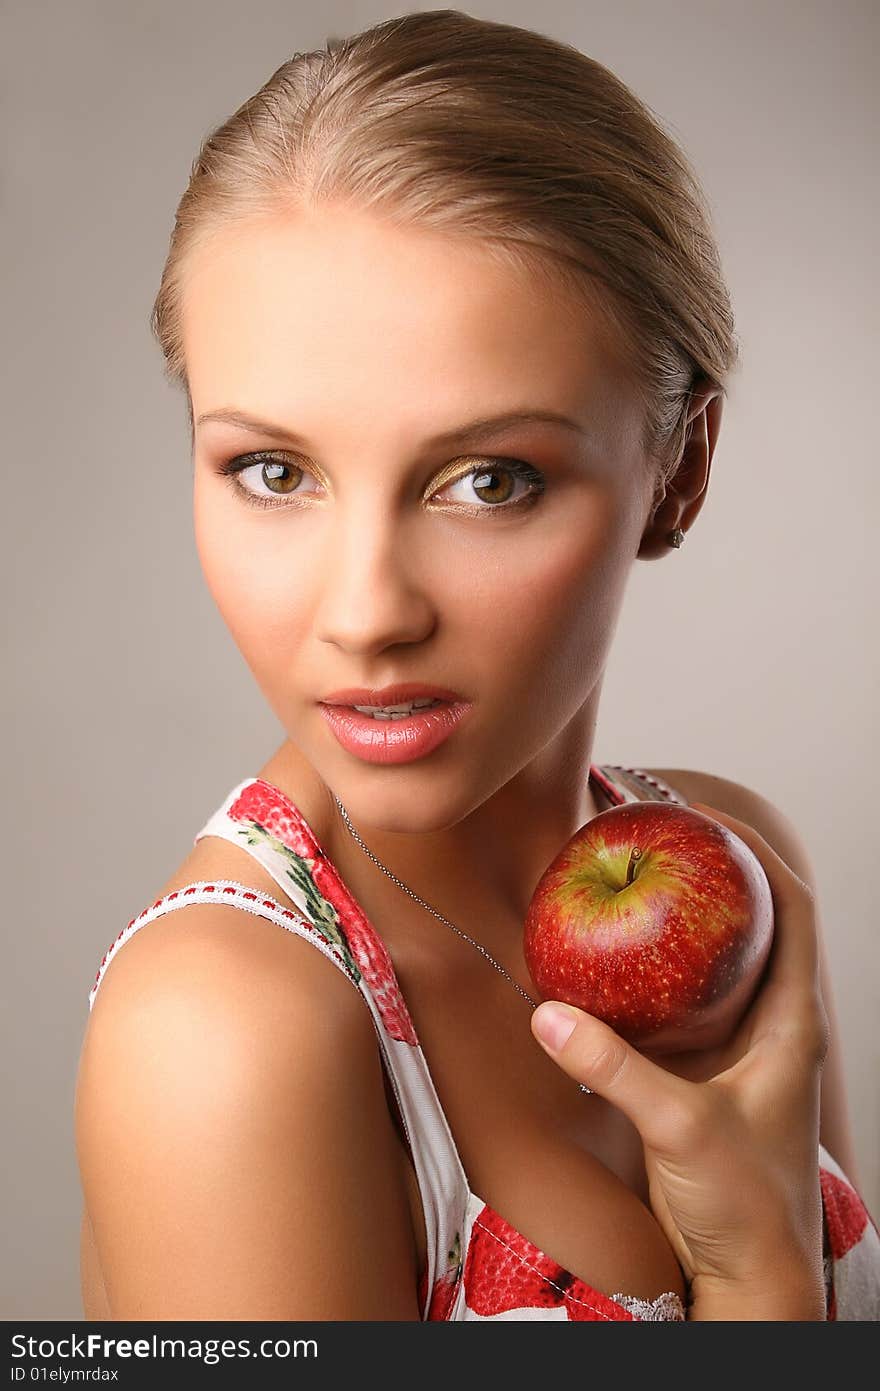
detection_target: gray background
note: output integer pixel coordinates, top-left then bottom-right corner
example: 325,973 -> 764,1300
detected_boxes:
3,0 -> 877,1317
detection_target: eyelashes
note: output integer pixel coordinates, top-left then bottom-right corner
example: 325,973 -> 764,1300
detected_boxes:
214,451 -> 547,517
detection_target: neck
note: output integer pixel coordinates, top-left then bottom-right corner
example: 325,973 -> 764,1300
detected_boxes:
324,714 -> 607,951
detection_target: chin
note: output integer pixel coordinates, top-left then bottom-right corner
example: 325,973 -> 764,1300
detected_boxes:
329,769 -> 481,837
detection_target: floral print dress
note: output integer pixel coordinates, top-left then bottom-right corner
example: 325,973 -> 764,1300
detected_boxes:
88,764 -> 880,1320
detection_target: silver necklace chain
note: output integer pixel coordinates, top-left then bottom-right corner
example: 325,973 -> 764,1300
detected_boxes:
333,793 -> 593,1095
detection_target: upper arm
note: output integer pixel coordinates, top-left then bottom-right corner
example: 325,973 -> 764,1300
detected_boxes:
647,767 -> 862,1193
75,904 -> 421,1320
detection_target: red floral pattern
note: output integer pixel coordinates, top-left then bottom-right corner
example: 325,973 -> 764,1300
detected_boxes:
227,780 -> 418,1044
461,1202 -> 636,1320
820,1167 -> 870,1260
417,1230 -> 463,1320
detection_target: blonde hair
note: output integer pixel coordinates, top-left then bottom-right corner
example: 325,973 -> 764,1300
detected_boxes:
151,8 -> 739,491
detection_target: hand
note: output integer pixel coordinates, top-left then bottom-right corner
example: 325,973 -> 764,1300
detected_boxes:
529,803 -> 830,1298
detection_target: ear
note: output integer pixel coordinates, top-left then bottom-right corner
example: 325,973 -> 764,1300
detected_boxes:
637,385 -> 724,561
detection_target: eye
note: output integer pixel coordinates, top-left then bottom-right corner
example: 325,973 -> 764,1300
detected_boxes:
215,452 -> 319,509
214,451 -> 546,514
432,457 -> 546,513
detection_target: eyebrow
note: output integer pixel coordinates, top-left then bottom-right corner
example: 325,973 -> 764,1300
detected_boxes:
195,407 -> 589,448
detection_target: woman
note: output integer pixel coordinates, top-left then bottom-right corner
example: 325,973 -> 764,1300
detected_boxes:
75,10 -> 878,1320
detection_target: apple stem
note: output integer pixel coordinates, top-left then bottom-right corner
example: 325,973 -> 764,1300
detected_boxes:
625,847 -> 643,886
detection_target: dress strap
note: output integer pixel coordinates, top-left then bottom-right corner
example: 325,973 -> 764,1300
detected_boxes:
190,775 -> 470,1321
88,880 -> 360,1012
593,765 -> 689,807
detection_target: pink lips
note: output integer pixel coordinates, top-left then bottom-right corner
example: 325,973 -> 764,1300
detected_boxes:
320,681 -> 466,706
318,698 -> 473,765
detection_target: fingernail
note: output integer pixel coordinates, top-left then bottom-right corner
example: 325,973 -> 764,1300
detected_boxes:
533,1002 -> 578,1051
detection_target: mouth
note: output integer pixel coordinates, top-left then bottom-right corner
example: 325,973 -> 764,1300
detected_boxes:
336,698 -> 446,721
319,682 -> 466,711
318,688 -> 473,764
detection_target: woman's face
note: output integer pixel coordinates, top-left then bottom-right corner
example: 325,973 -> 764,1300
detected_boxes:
184,203 -> 656,832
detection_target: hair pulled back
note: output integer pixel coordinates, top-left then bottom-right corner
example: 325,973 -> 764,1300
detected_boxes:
151,8 -> 739,489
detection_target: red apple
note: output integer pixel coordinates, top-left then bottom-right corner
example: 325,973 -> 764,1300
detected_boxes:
523,801 -> 774,1054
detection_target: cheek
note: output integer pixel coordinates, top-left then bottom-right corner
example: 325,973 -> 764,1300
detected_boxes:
466,499 -> 631,683
193,488 -> 311,672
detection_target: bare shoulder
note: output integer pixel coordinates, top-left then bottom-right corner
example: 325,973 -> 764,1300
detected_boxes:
76,898 -> 420,1319
643,767 -> 816,889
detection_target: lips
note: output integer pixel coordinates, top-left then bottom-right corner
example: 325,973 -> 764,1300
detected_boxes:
319,682 -> 465,707
319,697 -> 473,764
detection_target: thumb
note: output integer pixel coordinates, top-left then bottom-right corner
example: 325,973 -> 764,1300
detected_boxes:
530,1001 -> 699,1158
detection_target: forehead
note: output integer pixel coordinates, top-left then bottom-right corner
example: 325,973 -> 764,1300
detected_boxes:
181,206 -> 637,449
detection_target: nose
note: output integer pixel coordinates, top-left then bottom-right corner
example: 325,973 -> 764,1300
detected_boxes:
314,503 -> 436,657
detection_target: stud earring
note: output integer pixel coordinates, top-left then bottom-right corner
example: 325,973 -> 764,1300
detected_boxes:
668,527 -> 685,547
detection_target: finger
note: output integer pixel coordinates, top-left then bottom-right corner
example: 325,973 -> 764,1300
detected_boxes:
531,1001 -> 703,1159
689,802 -> 820,993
